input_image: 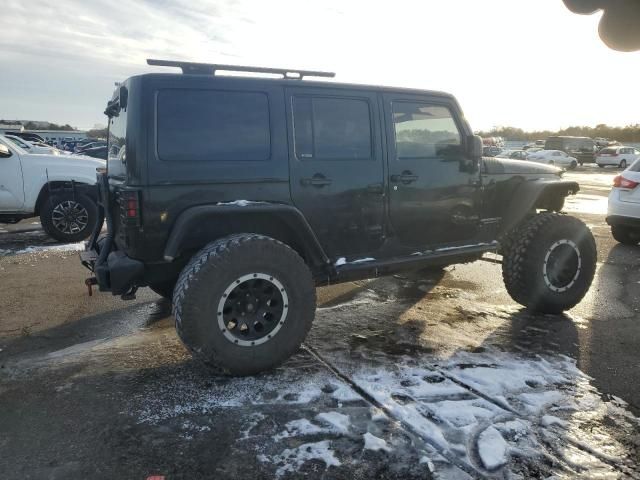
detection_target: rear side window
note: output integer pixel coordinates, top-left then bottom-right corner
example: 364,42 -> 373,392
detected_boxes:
392,102 -> 461,159
157,89 -> 270,162
293,97 -> 372,160
600,147 -> 616,154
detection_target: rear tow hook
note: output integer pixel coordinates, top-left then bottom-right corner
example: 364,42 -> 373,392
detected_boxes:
85,277 -> 98,296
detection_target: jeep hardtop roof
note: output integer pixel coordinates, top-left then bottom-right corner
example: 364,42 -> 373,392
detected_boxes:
119,58 -> 456,102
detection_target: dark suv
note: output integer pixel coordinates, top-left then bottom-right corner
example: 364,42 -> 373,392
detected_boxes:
82,59 -> 597,375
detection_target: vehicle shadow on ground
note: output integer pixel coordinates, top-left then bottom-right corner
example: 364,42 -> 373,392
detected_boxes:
0,298 -> 172,363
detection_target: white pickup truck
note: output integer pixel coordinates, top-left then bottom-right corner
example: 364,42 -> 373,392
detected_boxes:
0,135 -> 105,242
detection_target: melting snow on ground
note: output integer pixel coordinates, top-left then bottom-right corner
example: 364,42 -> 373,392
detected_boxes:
129,349 -> 639,478
0,242 -> 85,256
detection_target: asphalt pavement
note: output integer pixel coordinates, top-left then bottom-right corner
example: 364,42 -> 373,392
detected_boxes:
1,165 -> 639,479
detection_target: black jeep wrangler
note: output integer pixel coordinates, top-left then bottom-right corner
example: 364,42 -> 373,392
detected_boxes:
82,59 -> 596,375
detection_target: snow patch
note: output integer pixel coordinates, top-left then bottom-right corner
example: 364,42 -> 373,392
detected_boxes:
316,412 -> 350,434
334,257 -> 346,266
363,432 -> 391,452
12,242 -> 85,256
273,418 -> 325,441
477,426 -> 508,470
259,440 -> 341,477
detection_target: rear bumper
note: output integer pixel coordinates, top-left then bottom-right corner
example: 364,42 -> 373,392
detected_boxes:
606,215 -> 640,228
81,246 -> 145,295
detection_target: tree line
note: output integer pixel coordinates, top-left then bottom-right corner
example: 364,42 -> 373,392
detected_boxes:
0,120 -> 75,131
476,124 -> 640,143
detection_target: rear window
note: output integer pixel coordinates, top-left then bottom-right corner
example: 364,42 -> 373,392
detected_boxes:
600,148 -> 617,154
157,89 -> 271,162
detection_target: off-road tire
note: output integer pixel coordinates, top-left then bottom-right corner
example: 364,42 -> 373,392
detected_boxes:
40,193 -> 97,243
173,234 -> 316,376
502,213 -> 596,313
611,225 -> 640,245
149,281 -> 176,300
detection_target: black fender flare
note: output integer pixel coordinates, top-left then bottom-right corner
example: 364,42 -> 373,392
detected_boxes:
499,179 -> 580,235
163,202 -> 330,269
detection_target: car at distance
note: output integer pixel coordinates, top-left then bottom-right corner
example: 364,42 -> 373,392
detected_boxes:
4,134 -> 59,155
527,150 -> 578,169
606,159 -> 640,245
596,146 -> 640,169
75,141 -> 107,153
496,149 -> 528,160
482,145 -> 502,157
77,145 -> 107,160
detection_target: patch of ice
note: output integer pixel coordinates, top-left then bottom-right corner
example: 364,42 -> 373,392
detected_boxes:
419,456 -> 435,472
541,414 -> 568,428
477,426 -> 508,470
363,432 -> 391,452
370,407 -> 387,422
330,383 -> 361,402
316,412 -> 350,434
260,440 -> 341,477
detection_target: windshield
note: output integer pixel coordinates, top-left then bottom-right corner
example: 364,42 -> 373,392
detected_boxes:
107,106 -> 127,179
7,136 -> 30,149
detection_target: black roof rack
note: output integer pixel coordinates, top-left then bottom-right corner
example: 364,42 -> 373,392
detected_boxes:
147,59 -> 335,79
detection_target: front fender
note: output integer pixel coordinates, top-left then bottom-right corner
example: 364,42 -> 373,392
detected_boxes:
163,202 -> 330,269
499,179 -> 580,235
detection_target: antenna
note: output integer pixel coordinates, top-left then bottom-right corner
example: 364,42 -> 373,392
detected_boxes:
147,59 -> 335,79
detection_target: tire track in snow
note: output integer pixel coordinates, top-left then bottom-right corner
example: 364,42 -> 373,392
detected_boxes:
304,344 -> 634,477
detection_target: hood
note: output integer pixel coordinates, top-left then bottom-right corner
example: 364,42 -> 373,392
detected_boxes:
20,152 -> 105,185
483,157 -> 562,175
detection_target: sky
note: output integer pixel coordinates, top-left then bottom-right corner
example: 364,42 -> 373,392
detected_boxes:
1,0 -> 639,132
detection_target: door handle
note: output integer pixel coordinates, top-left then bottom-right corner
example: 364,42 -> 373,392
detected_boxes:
301,175 -> 332,187
391,171 -> 418,184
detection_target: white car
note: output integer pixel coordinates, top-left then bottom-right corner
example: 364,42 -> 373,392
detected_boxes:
526,150 -> 578,170
0,135 -> 105,242
5,134 -> 60,155
607,159 -> 640,245
596,146 -> 640,169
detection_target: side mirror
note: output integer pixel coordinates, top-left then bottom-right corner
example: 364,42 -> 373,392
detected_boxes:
468,134 -> 483,159
0,144 -> 12,158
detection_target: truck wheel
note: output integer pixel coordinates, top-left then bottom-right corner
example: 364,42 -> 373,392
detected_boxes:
149,281 -> 176,300
173,234 -> 316,375
611,225 -> 640,245
502,213 -> 596,313
40,193 -> 97,243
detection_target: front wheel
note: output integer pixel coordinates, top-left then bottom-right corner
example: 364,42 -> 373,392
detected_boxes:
620,159 -> 628,169
598,164 -> 605,168
173,234 -> 316,376
40,193 -> 97,243
569,161 -> 577,170
502,213 -> 596,313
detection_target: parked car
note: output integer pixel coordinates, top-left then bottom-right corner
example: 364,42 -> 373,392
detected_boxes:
496,149 -> 528,161
75,141 -> 107,153
607,159 -> 640,245
595,146 -> 640,169
80,59 -> 596,376
4,134 -> 59,155
482,146 -> 502,157
527,150 -> 578,169
0,135 -> 104,242
545,136 -> 596,165
74,138 -> 100,152
80,145 -> 107,160
9,131 -> 46,143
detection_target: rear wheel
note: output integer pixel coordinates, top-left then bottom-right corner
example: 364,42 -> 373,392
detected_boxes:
40,193 -> 97,243
620,159 -> 628,169
502,213 -> 596,313
173,234 -> 316,375
611,225 -> 640,245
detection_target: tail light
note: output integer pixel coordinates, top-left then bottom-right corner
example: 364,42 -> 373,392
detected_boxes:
119,190 -> 141,225
613,175 -> 639,189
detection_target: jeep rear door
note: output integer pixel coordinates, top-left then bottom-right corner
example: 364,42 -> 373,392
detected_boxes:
286,88 -> 385,257
382,94 -> 482,248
